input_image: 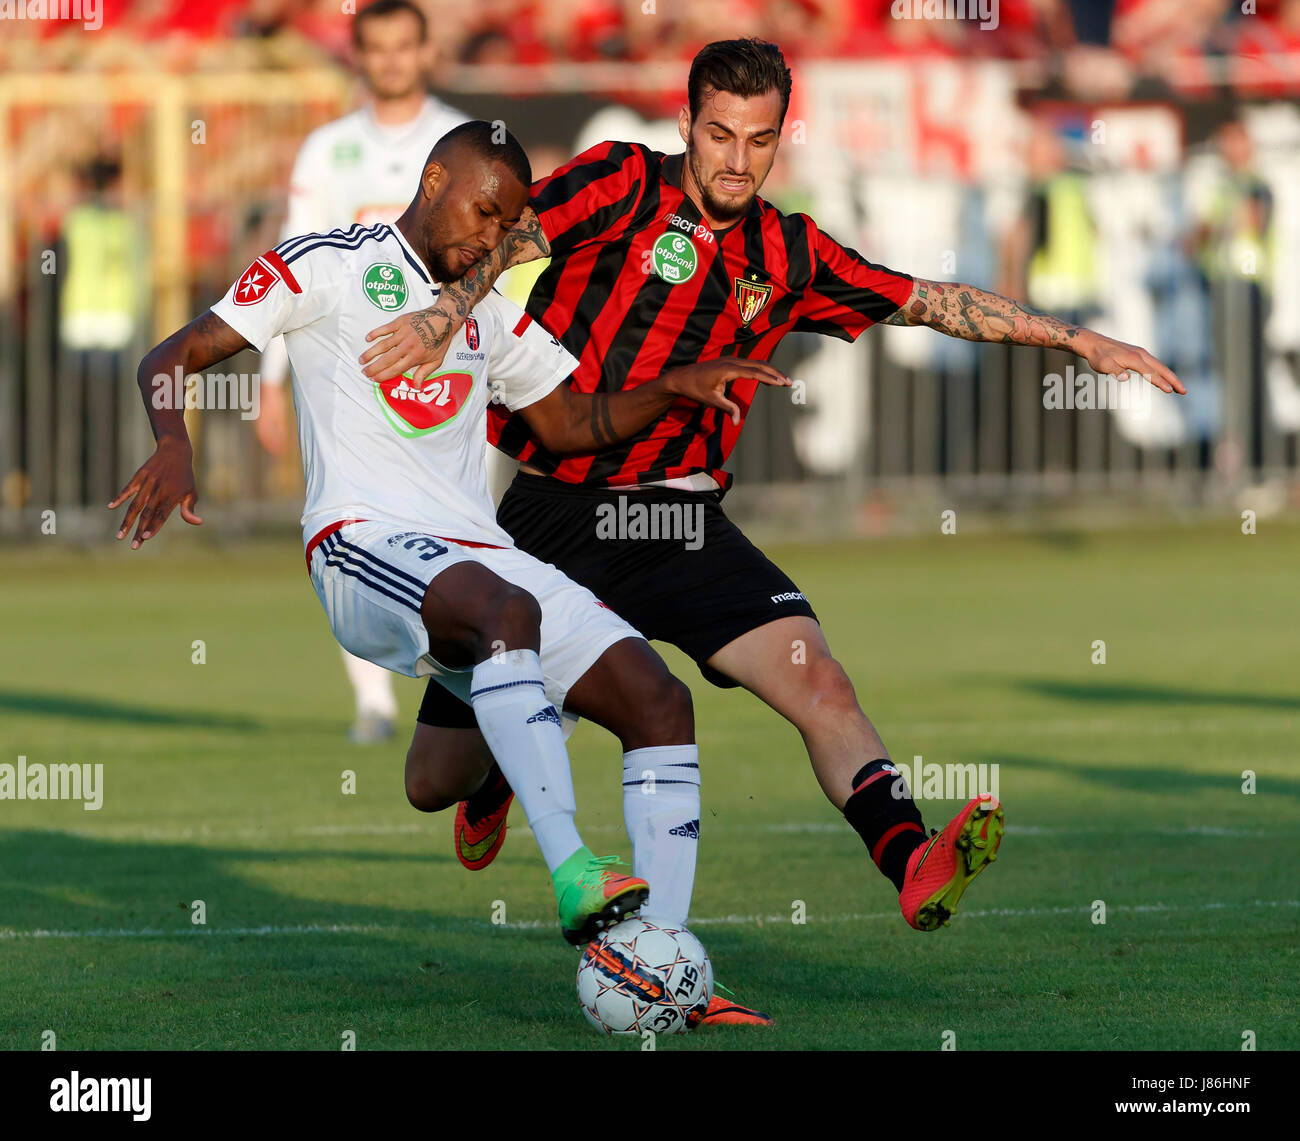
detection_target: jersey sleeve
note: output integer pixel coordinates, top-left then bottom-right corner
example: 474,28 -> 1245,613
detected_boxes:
792,216 -> 914,340
481,292 -> 579,411
528,141 -> 650,258
210,245 -> 340,353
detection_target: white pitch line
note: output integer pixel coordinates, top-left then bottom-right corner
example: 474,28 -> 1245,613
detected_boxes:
0,923 -> 390,940
748,823 -> 1287,838
2,899 -> 1295,940
25,821 -> 1288,843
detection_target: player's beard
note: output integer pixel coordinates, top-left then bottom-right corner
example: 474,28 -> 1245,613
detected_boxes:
687,149 -> 756,223
429,248 -> 468,282
420,211 -> 482,283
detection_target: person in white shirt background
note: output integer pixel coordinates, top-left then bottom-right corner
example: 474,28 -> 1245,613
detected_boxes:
257,0 -> 469,745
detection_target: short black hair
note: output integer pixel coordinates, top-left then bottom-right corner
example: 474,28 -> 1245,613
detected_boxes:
688,38 -> 792,127
429,120 -> 532,188
353,0 -> 427,48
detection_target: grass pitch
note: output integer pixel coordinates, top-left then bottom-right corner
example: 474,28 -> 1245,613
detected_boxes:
1,520 -> 1296,1050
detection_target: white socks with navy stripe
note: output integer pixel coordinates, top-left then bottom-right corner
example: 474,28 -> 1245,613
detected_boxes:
468,650 -> 703,923
621,745 -> 701,927
469,649 -> 581,875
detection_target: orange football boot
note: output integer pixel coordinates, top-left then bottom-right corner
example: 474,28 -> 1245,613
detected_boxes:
453,766 -> 514,871
899,794 -> 1005,931
694,984 -> 775,1028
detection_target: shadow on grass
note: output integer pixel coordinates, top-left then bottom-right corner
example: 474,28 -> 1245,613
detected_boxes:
0,827 -> 589,1045
980,752 -> 1300,800
0,828 -> 476,933
0,690 -> 262,732
1015,679 -> 1300,713
0,829 -> 870,1048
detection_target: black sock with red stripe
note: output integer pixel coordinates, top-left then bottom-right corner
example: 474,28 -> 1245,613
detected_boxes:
842,760 -> 928,891
465,761 -> 510,824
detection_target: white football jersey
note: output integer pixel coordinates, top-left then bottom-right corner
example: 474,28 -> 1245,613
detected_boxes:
286,97 -> 470,232
212,223 -> 577,548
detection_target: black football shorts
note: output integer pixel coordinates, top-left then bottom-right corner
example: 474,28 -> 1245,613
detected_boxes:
415,472 -> 818,728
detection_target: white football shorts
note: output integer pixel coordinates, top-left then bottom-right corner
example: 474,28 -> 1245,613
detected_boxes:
306,519 -> 641,718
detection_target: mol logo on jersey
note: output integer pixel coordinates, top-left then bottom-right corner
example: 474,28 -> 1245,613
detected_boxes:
374,370 -> 473,437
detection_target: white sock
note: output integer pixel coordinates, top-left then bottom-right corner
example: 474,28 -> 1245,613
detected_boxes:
340,648 -> 398,719
622,745 -> 700,926
469,650 -> 582,874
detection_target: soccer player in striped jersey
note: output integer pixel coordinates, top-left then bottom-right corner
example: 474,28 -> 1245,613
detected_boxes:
361,39 -> 1185,1026
110,121 -> 787,950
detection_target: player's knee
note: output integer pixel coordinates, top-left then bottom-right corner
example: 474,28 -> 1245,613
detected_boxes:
627,670 -> 694,745
404,744 -> 458,812
799,655 -> 861,720
474,583 -> 542,657
405,771 -> 456,812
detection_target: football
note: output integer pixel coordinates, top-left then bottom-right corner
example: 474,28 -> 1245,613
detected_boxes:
576,918 -> 714,1035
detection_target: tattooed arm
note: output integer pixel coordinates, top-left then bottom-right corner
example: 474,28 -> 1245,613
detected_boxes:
518,357 -> 790,456
360,206 -> 551,381
883,279 -> 1185,394
108,310 -> 253,547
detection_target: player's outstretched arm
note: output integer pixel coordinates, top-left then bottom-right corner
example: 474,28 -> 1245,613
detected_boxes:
517,358 -> 790,456
108,311 -> 252,548
360,207 -> 550,382
882,278 -> 1186,395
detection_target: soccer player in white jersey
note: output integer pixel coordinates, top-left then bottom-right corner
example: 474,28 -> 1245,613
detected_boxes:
110,122 -> 788,955
259,0 -> 469,745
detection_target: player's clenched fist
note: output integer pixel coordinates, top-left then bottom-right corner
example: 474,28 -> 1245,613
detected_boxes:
659,358 -> 791,425
108,436 -> 203,549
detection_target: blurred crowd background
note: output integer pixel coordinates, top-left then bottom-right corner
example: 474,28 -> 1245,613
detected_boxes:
2,0 -> 1299,539
5,0 -> 1300,70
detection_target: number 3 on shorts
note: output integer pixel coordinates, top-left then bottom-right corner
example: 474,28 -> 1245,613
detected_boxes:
403,536 -> 450,561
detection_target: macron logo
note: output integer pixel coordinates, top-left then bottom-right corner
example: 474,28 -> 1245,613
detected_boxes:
668,819 -> 700,840
526,705 -> 561,728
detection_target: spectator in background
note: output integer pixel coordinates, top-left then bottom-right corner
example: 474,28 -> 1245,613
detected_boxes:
1002,119 -> 1100,325
1193,119 -> 1273,285
58,153 -> 146,507
59,154 -> 144,358
1188,117 -> 1275,468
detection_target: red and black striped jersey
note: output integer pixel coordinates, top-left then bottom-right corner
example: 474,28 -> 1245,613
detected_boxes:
488,141 -> 914,489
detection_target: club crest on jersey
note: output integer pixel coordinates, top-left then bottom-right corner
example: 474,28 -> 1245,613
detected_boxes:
734,274 -> 772,325
363,263 -> 409,312
374,369 -> 473,437
233,251 -> 300,306
465,316 -> 479,351
651,232 -> 698,284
